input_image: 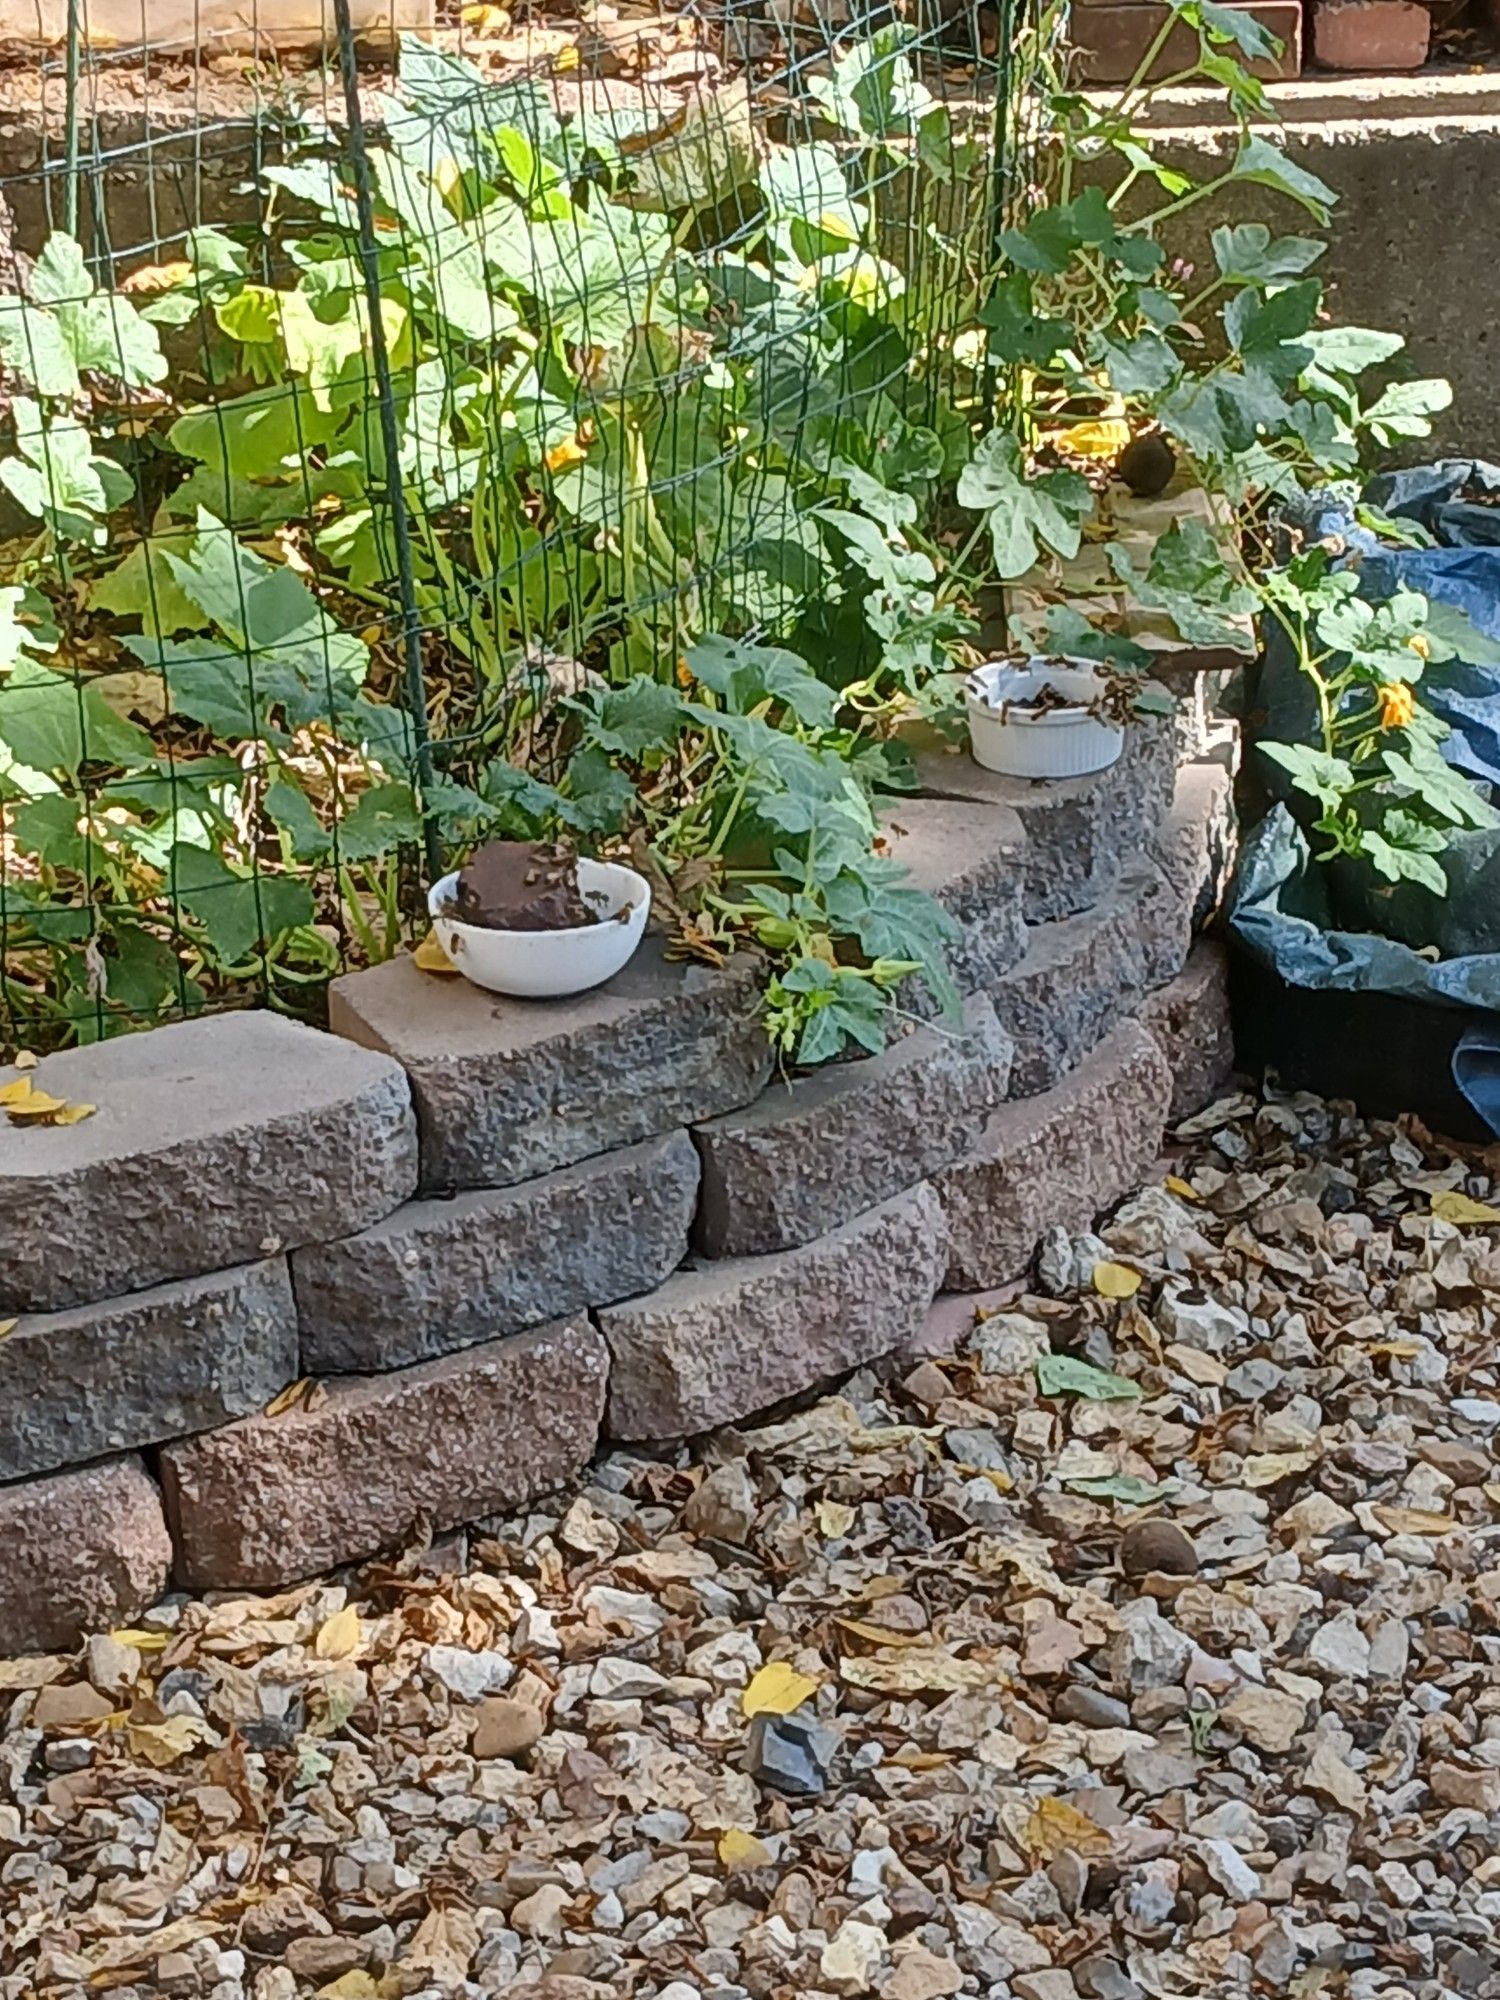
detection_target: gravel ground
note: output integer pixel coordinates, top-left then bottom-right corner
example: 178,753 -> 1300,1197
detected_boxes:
6,1083 -> 1500,2000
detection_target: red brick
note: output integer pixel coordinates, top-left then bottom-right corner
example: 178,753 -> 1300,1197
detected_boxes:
1072,1 -> 1301,82
1310,0 -> 1430,70
160,1318 -> 608,1589
0,1458 -> 170,1654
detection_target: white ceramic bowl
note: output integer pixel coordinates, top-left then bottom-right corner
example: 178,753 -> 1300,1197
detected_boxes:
965,658 -> 1125,780
428,858 -> 651,998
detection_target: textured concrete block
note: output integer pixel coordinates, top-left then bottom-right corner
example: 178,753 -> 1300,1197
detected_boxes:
602,1183 -> 948,1440
934,1023 -> 1172,1289
1137,941 -> 1236,1121
1153,751 -> 1237,929
0,1014 -> 416,1314
160,1317 -> 609,1589
329,940 -> 772,1192
694,998 -> 1013,1256
294,1132 -> 699,1373
0,1259 -> 297,1482
0,1458 -> 171,1654
877,797 -> 1028,998
915,710 -> 1175,922
994,858 -> 1190,1098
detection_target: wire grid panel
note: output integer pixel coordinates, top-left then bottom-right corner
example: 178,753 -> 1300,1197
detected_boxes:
0,0 -> 1035,1046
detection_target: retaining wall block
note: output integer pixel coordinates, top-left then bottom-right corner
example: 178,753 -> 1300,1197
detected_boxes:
934,1022 -> 1173,1289
693,997 -> 1014,1257
1153,750 -> 1237,930
602,1182 -> 949,1440
0,1457 -> 171,1655
914,707 -> 1176,922
329,940 -> 772,1193
294,1132 -> 699,1374
1137,940 -> 1237,1122
0,1013 -> 416,1315
994,857 -> 1191,1099
0,1258 -> 297,1483
160,1316 -> 609,1590
876,797 -> 1029,999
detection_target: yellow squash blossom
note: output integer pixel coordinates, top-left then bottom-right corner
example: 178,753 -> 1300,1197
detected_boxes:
1378,682 -> 1417,730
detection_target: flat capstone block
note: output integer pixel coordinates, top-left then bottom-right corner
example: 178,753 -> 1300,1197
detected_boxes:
329,940 -> 773,1193
0,1012 -> 416,1314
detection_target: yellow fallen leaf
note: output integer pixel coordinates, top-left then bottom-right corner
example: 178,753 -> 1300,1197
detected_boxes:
553,41 -> 580,69
1371,1505 -> 1455,1537
1164,1174 -> 1200,1201
1024,1793 -> 1115,1859
717,1826 -> 773,1870
53,1101 -> 96,1126
265,1378 -> 312,1418
459,0 -> 509,27
0,1319 -> 16,1342
314,1604 -> 362,1661
412,931 -> 459,976
1243,1449 -> 1318,1487
126,1715 -> 213,1766
816,1499 -> 855,1538
13,1050 -> 37,1071
1432,1190 -> 1500,1226
1092,1261 -> 1142,1299
835,1618 -> 929,1649
1053,417 -> 1132,459
316,1976 -> 383,2000
1366,1338 -> 1422,1359
742,1660 -> 822,1718
0,1077 -> 34,1105
544,435 -> 589,473
839,1646 -> 998,1694
6,1089 -> 67,1123
109,1627 -> 170,1652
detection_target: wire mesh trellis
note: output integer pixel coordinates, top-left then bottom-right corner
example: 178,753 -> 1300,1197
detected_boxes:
0,0 -> 1049,1048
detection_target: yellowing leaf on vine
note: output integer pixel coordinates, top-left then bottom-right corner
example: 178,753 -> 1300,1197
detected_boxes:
121,259 -> 193,293
1092,1261 -> 1142,1299
1431,1190 -> 1500,1226
1053,417 -> 1131,459
544,435 -> 589,473
314,1604 -> 362,1661
742,1661 -> 821,1718
717,1827 -> 773,1870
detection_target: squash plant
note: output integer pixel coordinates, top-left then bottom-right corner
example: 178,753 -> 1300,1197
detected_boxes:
1,30 -> 978,1052
952,0 -> 1495,907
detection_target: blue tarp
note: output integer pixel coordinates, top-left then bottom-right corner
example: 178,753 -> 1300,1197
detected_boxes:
1228,462 -> 1500,1135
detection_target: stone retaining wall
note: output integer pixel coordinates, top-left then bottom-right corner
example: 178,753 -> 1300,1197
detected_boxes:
0,706 -> 1239,1652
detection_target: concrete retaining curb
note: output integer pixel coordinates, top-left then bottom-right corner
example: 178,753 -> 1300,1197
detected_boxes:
0,735 -> 1239,1647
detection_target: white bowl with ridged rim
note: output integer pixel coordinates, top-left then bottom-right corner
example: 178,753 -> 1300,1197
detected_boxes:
965,659 -> 1125,780
428,859 -> 651,998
